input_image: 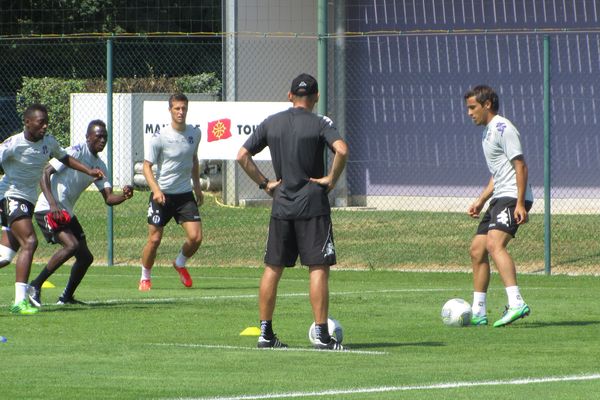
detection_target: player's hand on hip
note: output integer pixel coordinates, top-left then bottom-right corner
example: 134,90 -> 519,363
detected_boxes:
264,179 -> 281,197
309,176 -> 334,192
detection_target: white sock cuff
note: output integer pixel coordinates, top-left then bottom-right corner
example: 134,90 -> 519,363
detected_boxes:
175,250 -> 188,267
141,266 -> 152,280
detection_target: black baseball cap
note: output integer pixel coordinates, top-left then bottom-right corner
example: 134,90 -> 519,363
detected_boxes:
290,73 -> 318,96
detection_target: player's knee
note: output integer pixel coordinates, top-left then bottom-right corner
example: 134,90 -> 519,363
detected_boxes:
192,233 -> 202,246
485,240 -> 505,255
22,235 -> 38,252
0,244 -> 17,266
147,236 -> 162,249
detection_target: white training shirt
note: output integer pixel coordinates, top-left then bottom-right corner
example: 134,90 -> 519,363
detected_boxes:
481,115 -> 534,202
35,142 -> 111,215
0,132 -> 68,204
144,124 -> 201,194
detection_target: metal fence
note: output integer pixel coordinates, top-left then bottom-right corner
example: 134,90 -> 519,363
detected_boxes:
1,29 -> 600,274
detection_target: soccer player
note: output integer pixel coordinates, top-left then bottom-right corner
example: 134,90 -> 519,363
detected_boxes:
464,85 -> 534,327
0,104 -> 104,315
28,120 -> 134,306
237,73 -> 348,350
139,93 -> 203,291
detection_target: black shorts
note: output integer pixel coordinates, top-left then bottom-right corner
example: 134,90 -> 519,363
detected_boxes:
476,197 -> 533,237
0,197 -> 35,227
265,215 -> 336,267
147,192 -> 201,227
35,212 -> 85,244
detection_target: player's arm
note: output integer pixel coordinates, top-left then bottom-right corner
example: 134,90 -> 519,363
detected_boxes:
100,185 -> 134,206
59,155 -> 104,180
309,139 -> 349,193
236,146 -> 281,196
468,176 -> 494,218
143,160 -> 165,205
39,163 -> 62,217
512,155 -> 529,224
191,155 -> 204,207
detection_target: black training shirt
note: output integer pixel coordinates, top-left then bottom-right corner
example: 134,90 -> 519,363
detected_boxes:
243,107 -> 342,219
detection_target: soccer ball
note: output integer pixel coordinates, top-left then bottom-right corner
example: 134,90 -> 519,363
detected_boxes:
308,317 -> 344,344
441,298 -> 472,327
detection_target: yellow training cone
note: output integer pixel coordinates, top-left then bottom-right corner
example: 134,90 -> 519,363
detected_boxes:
42,281 -> 56,288
239,326 -> 261,336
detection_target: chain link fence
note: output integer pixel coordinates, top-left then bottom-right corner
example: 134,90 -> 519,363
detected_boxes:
1,29 -> 600,274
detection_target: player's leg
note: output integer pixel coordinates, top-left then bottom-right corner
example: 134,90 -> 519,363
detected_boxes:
257,264 -> 287,348
470,233 -> 490,325
257,217 -> 293,349
487,229 -> 530,327
57,218 -> 92,304
58,238 -> 93,305
171,193 -> 202,287
139,224 -> 163,291
299,216 -> 343,350
308,264 -> 329,326
8,217 -> 39,314
171,220 -> 202,287
28,213 -> 80,306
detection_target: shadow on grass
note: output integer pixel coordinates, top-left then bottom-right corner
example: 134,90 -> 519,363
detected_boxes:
521,320 -> 600,328
349,341 -> 445,349
40,299 -> 180,311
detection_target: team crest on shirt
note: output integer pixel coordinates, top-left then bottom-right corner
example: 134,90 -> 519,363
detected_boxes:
495,122 -> 507,136
187,136 -> 194,144
20,203 -> 29,213
42,145 -> 48,154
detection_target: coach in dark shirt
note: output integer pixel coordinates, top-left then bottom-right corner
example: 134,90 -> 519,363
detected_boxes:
237,73 -> 348,350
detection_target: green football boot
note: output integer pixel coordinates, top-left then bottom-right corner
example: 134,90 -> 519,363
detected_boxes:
471,315 -> 488,326
9,299 -> 39,315
493,304 -> 530,327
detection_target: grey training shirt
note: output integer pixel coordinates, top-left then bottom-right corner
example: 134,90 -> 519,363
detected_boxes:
243,107 -> 342,219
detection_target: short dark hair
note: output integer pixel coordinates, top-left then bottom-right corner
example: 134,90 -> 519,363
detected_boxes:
87,119 -> 106,135
24,103 -> 48,119
168,93 -> 188,108
464,85 -> 499,112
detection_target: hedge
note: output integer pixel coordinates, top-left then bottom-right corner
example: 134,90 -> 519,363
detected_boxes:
16,73 -> 222,145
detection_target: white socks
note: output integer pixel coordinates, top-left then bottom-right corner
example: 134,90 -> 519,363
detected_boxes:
473,287 -> 525,314
15,282 -> 27,303
141,267 -> 152,280
506,286 -> 525,308
472,291 -> 487,317
175,250 -> 188,267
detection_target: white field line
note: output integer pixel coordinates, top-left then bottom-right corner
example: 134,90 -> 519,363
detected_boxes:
162,373 -> 600,400
150,342 -> 388,355
0,286 -> 571,308
46,288 -> 470,306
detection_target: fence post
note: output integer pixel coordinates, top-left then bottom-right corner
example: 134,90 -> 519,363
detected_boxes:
106,38 -> 114,266
543,35 -> 551,275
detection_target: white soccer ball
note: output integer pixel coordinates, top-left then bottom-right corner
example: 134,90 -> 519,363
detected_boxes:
441,298 -> 472,327
308,317 -> 344,344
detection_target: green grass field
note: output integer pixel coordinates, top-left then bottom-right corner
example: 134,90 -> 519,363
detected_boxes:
29,190 -> 600,273
1,266 -> 599,399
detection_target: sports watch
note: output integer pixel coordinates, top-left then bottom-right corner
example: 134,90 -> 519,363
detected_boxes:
258,178 -> 269,190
